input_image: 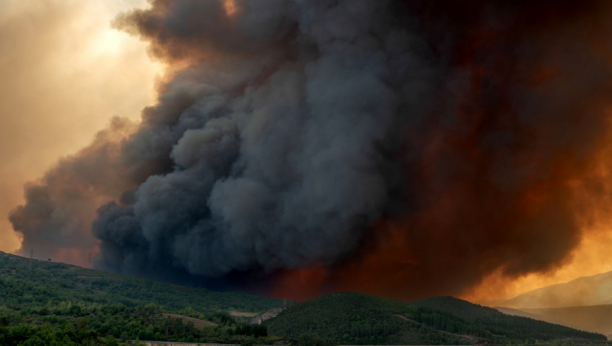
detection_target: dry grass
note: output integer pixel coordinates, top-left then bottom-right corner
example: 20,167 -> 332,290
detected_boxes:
394,314 -> 418,323
229,311 -> 259,317
162,313 -> 217,329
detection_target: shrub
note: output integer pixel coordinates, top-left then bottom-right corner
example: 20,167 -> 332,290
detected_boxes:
106,335 -> 119,346
241,336 -> 256,346
77,317 -> 88,331
297,334 -> 338,346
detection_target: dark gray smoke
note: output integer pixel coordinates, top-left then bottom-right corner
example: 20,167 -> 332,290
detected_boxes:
92,0 -> 437,278
10,0 -> 612,300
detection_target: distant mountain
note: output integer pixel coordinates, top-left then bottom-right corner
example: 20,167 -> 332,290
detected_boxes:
493,271 -> 612,309
498,305 -> 612,340
408,296 -> 605,342
495,306 -> 548,320
265,292 -> 606,345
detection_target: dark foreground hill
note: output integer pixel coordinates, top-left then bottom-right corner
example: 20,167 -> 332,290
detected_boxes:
266,291 -> 488,345
266,292 -> 606,345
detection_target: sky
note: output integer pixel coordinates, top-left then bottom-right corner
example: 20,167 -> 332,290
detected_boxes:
2,0 -> 612,303
0,0 -> 160,256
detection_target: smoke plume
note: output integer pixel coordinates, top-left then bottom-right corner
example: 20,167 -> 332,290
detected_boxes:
10,0 -> 612,301
0,0 -> 158,259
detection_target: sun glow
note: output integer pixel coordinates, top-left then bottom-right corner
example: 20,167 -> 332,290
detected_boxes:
464,112 -> 612,303
223,0 -> 237,16
0,0 -> 161,262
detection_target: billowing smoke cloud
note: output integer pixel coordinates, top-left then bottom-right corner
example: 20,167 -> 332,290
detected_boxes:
92,0 -> 434,283
10,0 -> 612,300
9,118 -> 138,262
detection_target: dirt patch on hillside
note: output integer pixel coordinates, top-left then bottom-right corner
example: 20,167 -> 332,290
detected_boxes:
394,314 -> 418,324
162,313 -> 217,329
249,307 -> 287,325
229,311 -> 258,317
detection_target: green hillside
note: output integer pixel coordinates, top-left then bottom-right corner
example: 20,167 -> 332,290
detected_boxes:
266,291 -> 484,345
266,292 -> 607,345
0,251 -> 284,345
0,251 -> 281,314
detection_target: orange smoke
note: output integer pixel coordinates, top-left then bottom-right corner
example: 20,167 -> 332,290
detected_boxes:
467,113 -> 612,302
270,266 -> 328,302
51,246 -> 98,268
269,1 -> 612,303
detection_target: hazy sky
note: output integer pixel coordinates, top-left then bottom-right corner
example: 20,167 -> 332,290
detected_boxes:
0,0 -> 160,254
2,0 -> 612,302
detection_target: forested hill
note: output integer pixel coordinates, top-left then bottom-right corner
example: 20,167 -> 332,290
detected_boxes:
266,291 -> 607,345
0,252 -> 286,345
0,251 -> 282,314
